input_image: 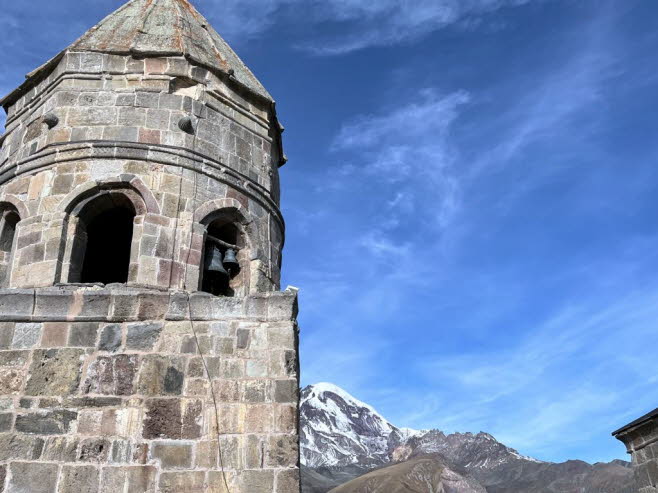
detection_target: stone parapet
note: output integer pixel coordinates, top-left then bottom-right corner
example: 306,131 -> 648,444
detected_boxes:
0,286 -> 298,323
0,286 -> 300,492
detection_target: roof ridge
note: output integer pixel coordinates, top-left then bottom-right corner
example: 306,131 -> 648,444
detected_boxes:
169,0 -> 188,55
1,0 -> 275,108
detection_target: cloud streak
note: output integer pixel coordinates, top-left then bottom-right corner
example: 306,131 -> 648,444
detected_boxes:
332,89 -> 470,233
209,0 -> 538,54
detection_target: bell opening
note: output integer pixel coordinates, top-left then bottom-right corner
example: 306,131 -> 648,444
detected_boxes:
201,221 -> 242,297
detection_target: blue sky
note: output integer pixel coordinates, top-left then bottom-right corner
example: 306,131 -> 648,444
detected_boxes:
2,0 -> 658,464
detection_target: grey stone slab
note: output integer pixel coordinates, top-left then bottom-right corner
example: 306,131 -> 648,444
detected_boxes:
98,324 -> 122,352
8,462 -> 58,493
126,322 -> 162,350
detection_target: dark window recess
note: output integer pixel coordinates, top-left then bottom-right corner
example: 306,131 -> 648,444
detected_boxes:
0,211 -> 19,252
202,222 -> 240,297
0,209 -> 20,287
80,208 -> 135,284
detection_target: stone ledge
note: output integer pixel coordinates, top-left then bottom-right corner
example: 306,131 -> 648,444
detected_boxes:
0,286 -> 297,323
4,140 -> 284,229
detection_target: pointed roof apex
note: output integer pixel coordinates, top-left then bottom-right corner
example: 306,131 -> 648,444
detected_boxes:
76,0 -> 271,100
2,0 -> 272,107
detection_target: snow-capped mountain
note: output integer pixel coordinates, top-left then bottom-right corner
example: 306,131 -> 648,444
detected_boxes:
300,383 -> 634,493
300,382 -> 408,468
300,383 -> 535,471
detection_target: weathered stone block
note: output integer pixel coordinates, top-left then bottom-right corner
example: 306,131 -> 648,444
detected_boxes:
243,380 -> 268,403
34,291 -> 72,320
241,470 -> 275,492
65,396 -> 122,408
126,322 -> 162,350
15,409 -> 77,434
245,404 -> 271,433
7,462 -> 58,493
80,292 -> 111,319
143,399 -> 180,440
266,434 -> 299,468
142,398 -> 202,440
0,323 -> 15,348
195,440 -> 218,469
110,292 -> 139,319
276,469 -> 301,493
83,354 -> 138,396
11,323 -> 42,349
98,324 -> 122,352
0,434 -> 43,461
267,292 -> 298,321
246,359 -> 268,378
41,436 -> 79,462
25,349 -> 85,396
274,404 -> 297,433
136,292 -> 169,319
0,413 -> 14,432
100,467 -> 126,492
151,442 -> 193,469
207,471 -> 238,493
41,323 -> 68,347
137,356 -> 184,396
236,328 -> 250,349
59,465 -> 100,493
126,466 -> 157,493
68,322 -> 99,347
0,350 -> 29,367
219,435 -> 242,469
0,291 -> 34,319
158,471 -> 205,493
274,379 -> 298,403
68,107 -> 116,126
79,438 -> 111,462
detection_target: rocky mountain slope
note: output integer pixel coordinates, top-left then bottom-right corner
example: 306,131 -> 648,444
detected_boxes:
330,454 -> 487,493
300,383 -> 634,493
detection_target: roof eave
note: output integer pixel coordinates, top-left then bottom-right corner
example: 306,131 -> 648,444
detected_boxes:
612,407 -> 658,437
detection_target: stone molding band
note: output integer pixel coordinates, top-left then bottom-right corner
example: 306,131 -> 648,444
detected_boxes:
0,140 -> 285,231
0,287 -> 298,323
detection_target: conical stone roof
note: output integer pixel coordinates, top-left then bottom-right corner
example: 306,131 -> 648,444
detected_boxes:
2,0 -> 272,105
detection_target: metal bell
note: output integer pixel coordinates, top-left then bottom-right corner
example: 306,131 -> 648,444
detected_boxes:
204,244 -> 228,277
223,248 -> 239,271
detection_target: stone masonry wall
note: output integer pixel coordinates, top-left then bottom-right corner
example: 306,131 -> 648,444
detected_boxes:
0,51 -> 284,292
0,286 -> 300,492
615,414 -> 658,493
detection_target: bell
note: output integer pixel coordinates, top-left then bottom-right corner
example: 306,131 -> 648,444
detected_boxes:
223,248 -> 239,271
204,244 -> 228,276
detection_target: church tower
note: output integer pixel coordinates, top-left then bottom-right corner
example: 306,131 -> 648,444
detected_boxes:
0,1 -> 300,491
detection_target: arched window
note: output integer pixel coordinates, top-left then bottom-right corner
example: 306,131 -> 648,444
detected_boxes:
201,214 -> 247,297
68,192 -> 137,284
0,206 -> 20,287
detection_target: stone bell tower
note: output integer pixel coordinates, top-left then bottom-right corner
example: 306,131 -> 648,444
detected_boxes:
0,0 -> 300,492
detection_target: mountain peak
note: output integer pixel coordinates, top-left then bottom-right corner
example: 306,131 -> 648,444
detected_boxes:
301,383 -> 401,468
300,383 -> 633,493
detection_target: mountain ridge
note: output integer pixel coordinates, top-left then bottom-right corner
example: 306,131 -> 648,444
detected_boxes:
299,383 -> 634,493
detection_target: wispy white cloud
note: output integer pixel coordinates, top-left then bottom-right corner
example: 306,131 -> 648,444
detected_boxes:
209,0 -> 539,54
301,5 -> 656,463
403,280 -> 658,459
333,89 -> 470,232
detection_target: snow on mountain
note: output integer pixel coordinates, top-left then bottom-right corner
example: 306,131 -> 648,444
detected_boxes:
397,429 -> 545,471
301,383 -> 403,468
300,383 -> 544,471
300,383 -> 633,493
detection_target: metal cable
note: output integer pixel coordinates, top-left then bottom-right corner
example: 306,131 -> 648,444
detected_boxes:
180,129 -> 232,493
